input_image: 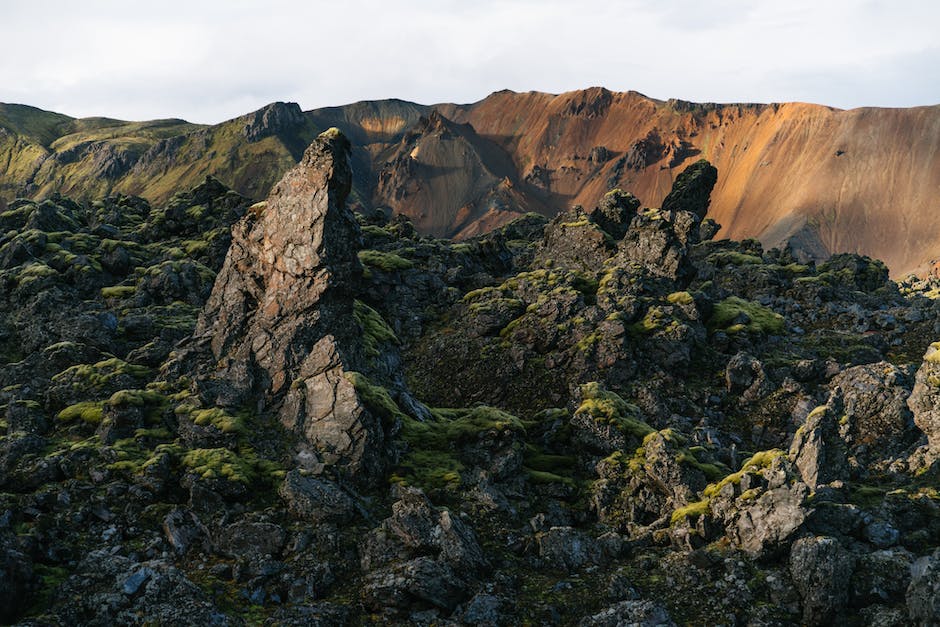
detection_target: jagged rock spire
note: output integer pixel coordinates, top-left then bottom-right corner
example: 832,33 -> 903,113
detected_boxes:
189,128 -> 389,484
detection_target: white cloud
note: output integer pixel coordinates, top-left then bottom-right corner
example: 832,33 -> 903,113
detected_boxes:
0,0 -> 937,123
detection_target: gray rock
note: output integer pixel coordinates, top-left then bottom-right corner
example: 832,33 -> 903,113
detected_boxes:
578,599 -> 676,626
359,488 -> 487,614
215,520 -> 286,559
830,362 -> 916,463
0,545 -> 34,623
908,343 -> 940,462
362,488 -> 487,572
725,352 -> 772,402
851,548 -> 912,606
184,129 -> 389,486
362,555 -> 466,612
121,567 -> 154,595
790,404 -> 850,489
537,526 -> 604,572
456,592 -> 509,625
907,550 -> 940,625
278,470 -> 357,523
859,605 -> 909,627
4,400 -> 49,435
163,508 -> 209,555
864,519 -> 900,548
727,483 -> 810,556
660,159 -> 718,220
789,535 -> 855,626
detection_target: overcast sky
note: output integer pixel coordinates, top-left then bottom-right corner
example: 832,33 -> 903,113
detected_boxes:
1,0 -> 938,124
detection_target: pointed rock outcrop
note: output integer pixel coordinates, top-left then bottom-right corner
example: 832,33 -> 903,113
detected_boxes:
184,128 -> 390,484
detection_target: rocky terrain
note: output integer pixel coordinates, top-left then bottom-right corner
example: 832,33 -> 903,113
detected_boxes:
2,129 -> 940,625
3,89 -> 940,275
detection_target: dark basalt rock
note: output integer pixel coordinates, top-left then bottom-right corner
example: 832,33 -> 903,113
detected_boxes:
660,159 -> 718,220
4,146 -> 940,625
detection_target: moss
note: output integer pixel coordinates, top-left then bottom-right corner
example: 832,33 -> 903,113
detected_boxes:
666,291 -> 694,306
450,243 -> 473,255
180,407 -> 246,434
16,262 -> 58,284
54,358 -> 151,389
707,251 -> 763,266
108,388 -> 165,406
627,307 -> 669,336
392,449 -> 464,490
708,297 -> 784,335
702,449 -> 785,498
57,401 -> 104,424
357,249 -> 414,272
925,342 -> 940,364
525,468 -> 577,487
846,484 -> 889,508
676,450 -> 728,481
560,219 -> 591,228
101,285 -> 136,299
181,239 -> 209,256
576,382 -> 654,439
571,273 -> 599,301
345,371 -> 406,425
463,286 -> 503,302
353,300 -> 399,360
670,499 -> 711,525
393,405 -> 525,491
524,445 -> 576,473
28,564 -> 70,614
181,447 -> 249,481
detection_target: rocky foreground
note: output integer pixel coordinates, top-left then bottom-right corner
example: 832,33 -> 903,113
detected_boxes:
2,129 -> 940,625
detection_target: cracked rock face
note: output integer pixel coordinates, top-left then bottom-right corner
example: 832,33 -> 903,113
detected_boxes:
190,129 -> 388,484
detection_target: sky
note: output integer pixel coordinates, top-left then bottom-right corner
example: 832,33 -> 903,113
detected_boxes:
1,0 -> 938,124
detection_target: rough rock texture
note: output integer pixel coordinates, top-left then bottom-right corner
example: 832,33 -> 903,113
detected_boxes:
360,488 -> 488,614
907,550 -> 940,625
0,545 -> 34,622
829,362 -> 917,463
278,470 -> 357,523
7,144 -> 940,624
789,535 -> 855,626
578,599 -> 676,627
185,129 -> 389,484
536,526 -> 606,572
660,159 -> 718,220
725,351 -> 772,402
908,343 -> 940,461
790,404 -> 850,489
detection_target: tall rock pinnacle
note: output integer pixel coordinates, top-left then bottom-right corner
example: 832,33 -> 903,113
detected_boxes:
188,128 -> 389,484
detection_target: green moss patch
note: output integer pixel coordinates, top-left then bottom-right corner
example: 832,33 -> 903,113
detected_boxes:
353,300 -> 399,359
345,372 -> 406,426
670,499 -> 711,525
576,382 -> 654,440
101,284 -> 137,299
708,297 -> 784,335
57,401 -> 105,424
54,357 -> 151,389
702,449 -> 785,498
357,249 -> 414,272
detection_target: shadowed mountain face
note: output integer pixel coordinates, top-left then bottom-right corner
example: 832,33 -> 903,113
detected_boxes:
2,89 -> 939,275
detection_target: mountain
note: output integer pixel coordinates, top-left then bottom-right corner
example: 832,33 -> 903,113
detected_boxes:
0,101 -> 318,204
4,130 -> 940,623
1,90 -> 939,275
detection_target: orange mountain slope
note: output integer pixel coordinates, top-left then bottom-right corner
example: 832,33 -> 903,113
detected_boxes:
434,88 -> 940,276
1,89 -> 938,275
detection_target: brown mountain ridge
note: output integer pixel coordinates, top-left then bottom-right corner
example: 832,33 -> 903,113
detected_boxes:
1,88 -> 939,275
